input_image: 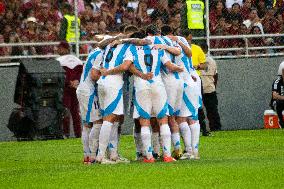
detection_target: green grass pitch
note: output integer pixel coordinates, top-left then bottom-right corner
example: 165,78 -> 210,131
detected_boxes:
0,129 -> 283,189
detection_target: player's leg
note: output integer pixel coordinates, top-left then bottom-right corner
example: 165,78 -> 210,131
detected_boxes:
96,86 -> 123,164
82,122 -> 92,164
140,118 -> 154,163
178,79 -> 198,159
133,118 -> 143,160
168,81 -> 183,159
89,119 -> 102,163
77,92 -> 92,164
133,89 -> 153,162
150,117 -> 161,160
188,117 -> 200,160
176,116 -> 192,160
169,116 -> 182,159
153,85 -> 175,162
87,93 -> 103,163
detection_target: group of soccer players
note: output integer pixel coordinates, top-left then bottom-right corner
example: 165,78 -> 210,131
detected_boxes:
76,24 -> 202,164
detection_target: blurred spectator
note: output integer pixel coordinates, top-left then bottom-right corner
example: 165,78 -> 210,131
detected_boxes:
243,8 -> 264,34
240,23 -> 250,34
181,0 -> 205,38
59,3 -> 81,44
227,3 -> 243,22
90,0 -> 105,13
256,0 -> 268,18
169,12 -> 181,35
211,17 -> 230,55
228,16 -> 243,54
127,0 -> 139,10
248,26 -> 266,54
0,1 -> 5,15
22,17 -> 39,42
136,1 -> 151,27
0,34 -> 10,62
98,21 -> 108,34
36,3 -> 60,25
7,32 -> 23,57
80,3 -> 96,25
262,8 -> 281,34
68,0 -> 85,14
241,0 -> 252,19
209,0 -> 228,34
123,7 -> 137,25
225,0 -> 243,9
169,0 -> 183,15
56,41 -> 83,138
21,35 -> 37,55
37,26 -> 55,55
99,3 -> 115,30
147,0 -> 158,8
151,0 -> 169,24
0,0 -> 282,58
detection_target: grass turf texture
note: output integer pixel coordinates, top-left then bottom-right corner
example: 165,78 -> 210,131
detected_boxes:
0,130 -> 283,189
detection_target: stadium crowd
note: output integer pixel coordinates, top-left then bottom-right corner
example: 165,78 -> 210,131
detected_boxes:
0,0 -> 284,57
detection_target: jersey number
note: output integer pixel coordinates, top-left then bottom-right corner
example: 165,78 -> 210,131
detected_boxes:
144,54 -> 153,72
105,47 -> 115,63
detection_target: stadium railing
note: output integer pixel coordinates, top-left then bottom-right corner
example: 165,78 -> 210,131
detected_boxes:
0,34 -> 283,61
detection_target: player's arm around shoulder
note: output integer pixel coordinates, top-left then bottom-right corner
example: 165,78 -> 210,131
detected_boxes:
162,51 -> 183,72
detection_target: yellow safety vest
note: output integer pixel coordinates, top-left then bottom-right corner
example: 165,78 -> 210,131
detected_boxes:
64,15 -> 80,42
186,0 -> 204,30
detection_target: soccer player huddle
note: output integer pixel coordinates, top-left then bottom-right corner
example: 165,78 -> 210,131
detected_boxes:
76,24 -> 202,164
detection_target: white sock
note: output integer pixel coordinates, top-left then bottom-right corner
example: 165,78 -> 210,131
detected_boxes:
141,126 -> 152,159
152,132 -> 160,155
96,121 -> 113,161
82,126 -> 91,158
160,124 -> 172,157
108,122 -> 119,160
133,127 -> 143,155
171,132 -> 181,151
190,121 -> 200,155
179,122 -> 192,153
89,123 -> 101,159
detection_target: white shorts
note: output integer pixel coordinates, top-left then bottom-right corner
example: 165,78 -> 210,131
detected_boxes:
77,91 -> 101,123
98,85 -> 124,117
179,76 -> 202,119
164,80 -> 184,116
133,85 -> 168,119
191,70 -> 202,97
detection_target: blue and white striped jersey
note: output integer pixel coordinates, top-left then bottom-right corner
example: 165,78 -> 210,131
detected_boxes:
124,44 -> 171,91
174,36 -> 195,82
77,47 -> 103,94
97,43 -> 130,89
146,36 -> 182,83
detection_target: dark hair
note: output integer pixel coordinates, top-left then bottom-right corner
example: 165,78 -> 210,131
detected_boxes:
161,25 -> 173,36
146,24 -> 160,35
58,41 -> 70,50
124,25 -> 139,33
130,31 -> 146,39
85,3 -> 94,10
119,24 -> 128,32
181,29 -> 191,37
232,3 -> 240,8
251,25 -> 261,33
200,43 -> 208,53
62,3 -> 73,12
